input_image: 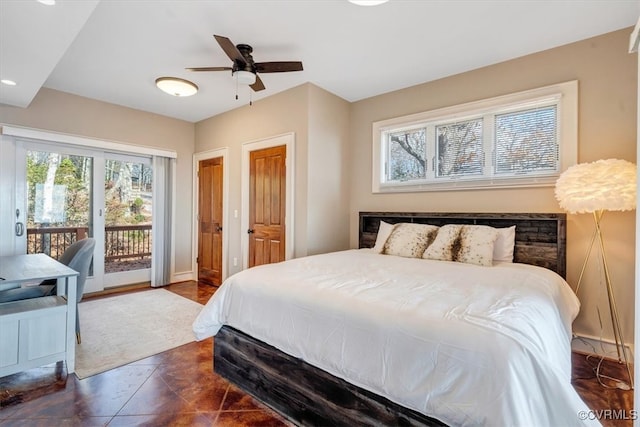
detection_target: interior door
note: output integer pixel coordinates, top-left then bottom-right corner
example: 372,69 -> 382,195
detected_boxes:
248,145 -> 286,267
198,157 -> 223,285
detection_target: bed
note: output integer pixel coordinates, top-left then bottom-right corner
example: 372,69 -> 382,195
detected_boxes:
193,212 -> 597,426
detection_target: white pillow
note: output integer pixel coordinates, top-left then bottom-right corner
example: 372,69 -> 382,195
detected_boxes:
423,224 -> 498,267
493,226 -> 516,262
383,223 -> 439,258
372,221 -> 394,253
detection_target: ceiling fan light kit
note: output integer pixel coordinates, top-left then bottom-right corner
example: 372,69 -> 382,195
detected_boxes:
233,70 -> 256,86
155,77 -> 198,97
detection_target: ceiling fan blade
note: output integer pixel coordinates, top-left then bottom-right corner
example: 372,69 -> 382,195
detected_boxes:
214,35 -> 246,67
250,75 -> 266,92
186,67 -> 232,72
255,61 -> 303,73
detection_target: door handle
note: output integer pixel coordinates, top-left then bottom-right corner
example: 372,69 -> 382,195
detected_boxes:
247,229 -> 255,234
15,222 -> 24,237
216,225 -> 223,232
15,209 -> 24,236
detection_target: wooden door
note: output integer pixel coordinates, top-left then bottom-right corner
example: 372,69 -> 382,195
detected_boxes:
198,157 -> 223,285
248,145 -> 286,267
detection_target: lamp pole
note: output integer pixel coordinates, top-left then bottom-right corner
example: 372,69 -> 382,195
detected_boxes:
575,210 -> 633,389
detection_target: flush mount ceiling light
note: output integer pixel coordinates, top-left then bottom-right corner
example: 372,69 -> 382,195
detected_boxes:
1,79 -> 17,86
37,0 -> 56,5
232,70 -> 257,85
348,0 -> 389,5
155,77 -> 198,97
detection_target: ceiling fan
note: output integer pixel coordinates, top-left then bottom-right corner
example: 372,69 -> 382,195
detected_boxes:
187,35 -> 303,93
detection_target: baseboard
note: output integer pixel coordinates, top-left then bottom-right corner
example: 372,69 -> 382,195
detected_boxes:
171,270 -> 195,283
571,333 -> 635,361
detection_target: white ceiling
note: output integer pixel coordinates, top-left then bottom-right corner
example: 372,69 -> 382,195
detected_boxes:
1,0 -> 638,123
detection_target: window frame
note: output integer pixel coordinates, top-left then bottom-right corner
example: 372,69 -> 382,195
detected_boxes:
372,80 -> 578,193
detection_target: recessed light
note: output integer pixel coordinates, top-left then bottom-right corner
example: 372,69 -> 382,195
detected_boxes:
155,77 -> 198,97
348,0 -> 389,5
37,0 -> 56,5
1,79 -> 17,86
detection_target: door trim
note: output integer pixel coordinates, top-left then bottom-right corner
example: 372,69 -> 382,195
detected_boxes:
241,133 -> 295,270
192,147 -> 229,283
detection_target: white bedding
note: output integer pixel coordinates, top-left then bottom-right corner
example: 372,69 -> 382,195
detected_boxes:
193,249 -> 599,427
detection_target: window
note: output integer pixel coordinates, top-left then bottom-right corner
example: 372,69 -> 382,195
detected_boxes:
372,81 -> 577,192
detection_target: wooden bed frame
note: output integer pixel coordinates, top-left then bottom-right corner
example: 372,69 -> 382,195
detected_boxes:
214,212 -> 567,426
359,212 -> 566,277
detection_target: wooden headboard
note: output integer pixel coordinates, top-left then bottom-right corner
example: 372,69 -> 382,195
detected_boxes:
359,212 -> 566,278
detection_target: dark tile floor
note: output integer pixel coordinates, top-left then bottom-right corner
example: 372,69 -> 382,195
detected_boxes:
0,281 -> 634,426
0,282 -> 290,427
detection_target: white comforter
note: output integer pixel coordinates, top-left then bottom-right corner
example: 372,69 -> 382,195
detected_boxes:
193,249 -> 598,427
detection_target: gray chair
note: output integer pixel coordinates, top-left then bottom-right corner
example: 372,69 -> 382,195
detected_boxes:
0,238 -> 96,344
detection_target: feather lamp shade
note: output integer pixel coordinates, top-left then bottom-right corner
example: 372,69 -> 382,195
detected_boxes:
554,159 -> 636,214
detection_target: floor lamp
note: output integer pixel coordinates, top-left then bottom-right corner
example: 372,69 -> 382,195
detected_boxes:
555,158 -> 636,390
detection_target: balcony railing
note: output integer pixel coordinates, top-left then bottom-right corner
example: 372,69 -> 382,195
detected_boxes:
27,226 -> 89,259
27,225 -> 152,273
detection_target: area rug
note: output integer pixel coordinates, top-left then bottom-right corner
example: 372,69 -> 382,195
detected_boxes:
74,289 -> 203,379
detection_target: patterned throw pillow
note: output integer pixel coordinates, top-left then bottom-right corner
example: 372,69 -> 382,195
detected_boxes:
423,224 -> 499,266
383,223 -> 439,258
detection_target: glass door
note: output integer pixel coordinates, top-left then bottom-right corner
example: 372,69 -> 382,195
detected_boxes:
103,155 -> 152,287
23,146 -> 103,292
17,140 -> 153,292
26,150 -> 94,254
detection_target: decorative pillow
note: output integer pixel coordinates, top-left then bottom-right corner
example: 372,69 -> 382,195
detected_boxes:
423,224 -> 499,266
493,226 -> 516,262
383,223 -> 439,258
372,221 -> 394,253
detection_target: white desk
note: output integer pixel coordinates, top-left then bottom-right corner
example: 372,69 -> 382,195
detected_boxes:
0,254 -> 78,377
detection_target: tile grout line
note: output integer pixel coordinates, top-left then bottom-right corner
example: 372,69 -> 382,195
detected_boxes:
212,384 -> 231,425
108,364 -> 162,420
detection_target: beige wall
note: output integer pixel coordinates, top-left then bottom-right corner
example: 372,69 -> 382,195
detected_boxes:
195,83 -> 351,276
195,84 -> 310,277
0,88 -> 196,274
348,28 -> 637,348
307,84 -> 351,255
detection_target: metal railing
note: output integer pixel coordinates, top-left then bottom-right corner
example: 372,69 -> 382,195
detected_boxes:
104,224 -> 152,261
27,225 -> 152,269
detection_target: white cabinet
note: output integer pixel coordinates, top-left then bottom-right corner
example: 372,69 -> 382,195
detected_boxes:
0,296 -> 68,377
0,254 -> 78,377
